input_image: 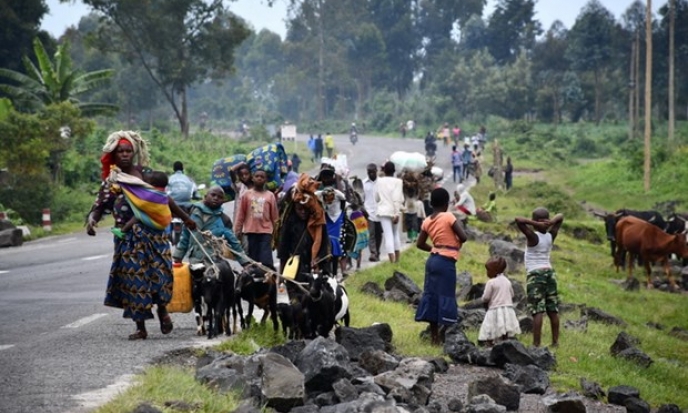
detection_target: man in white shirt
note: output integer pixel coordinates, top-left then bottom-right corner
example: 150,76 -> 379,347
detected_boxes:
363,163 -> 382,261
166,161 -> 198,209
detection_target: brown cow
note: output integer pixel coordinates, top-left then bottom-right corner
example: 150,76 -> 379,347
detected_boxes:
615,216 -> 688,289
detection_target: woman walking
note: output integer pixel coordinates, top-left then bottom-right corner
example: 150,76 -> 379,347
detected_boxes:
86,131 -> 194,340
375,161 -> 404,263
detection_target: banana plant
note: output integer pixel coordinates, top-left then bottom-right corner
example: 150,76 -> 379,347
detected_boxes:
0,38 -> 118,117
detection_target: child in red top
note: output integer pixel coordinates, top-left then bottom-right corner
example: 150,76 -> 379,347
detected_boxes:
234,170 -> 279,269
414,187 -> 468,345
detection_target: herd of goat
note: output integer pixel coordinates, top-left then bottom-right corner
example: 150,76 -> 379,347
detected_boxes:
188,257 -> 350,340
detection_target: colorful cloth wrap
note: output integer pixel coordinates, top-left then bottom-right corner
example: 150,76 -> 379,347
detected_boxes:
112,172 -> 171,230
210,154 -> 247,200
246,143 -> 288,191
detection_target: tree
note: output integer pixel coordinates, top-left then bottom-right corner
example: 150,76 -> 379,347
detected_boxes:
643,0 -> 652,192
486,0 -> 542,64
0,102 -> 94,223
532,21 -> 570,122
566,0 -> 616,124
0,38 -> 117,116
622,1 -> 646,139
82,0 -> 251,137
365,0 -> 419,97
668,0 -> 676,144
0,0 -> 51,73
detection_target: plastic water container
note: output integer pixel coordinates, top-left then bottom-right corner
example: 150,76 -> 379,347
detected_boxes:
168,262 -> 193,313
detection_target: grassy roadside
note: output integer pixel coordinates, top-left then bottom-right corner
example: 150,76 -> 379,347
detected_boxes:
94,152 -> 688,411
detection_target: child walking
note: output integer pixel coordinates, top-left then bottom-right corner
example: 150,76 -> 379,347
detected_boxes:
348,194 -> 369,270
478,256 -> 521,346
316,186 -> 348,277
415,187 -> 468,345
173,186 -> 250,267
234,170 -> 279,269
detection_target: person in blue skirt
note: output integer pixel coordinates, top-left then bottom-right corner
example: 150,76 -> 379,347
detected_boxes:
414,188 -> 468,345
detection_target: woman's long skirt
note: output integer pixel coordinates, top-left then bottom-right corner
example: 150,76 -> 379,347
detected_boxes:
104,224 -> 173,321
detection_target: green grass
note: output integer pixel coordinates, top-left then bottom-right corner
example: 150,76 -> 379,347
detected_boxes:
91,122 -> 688,410
95,365 -> 242,413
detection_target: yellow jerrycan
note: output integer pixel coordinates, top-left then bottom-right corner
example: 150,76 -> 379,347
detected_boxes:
168,262 -> 193,313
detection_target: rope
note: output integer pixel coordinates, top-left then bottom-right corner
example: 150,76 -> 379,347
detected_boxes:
185,229 -> 326,296
187,230 -> 220,277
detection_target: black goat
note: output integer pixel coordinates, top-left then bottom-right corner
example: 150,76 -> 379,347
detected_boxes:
235,267 -> 279,332
190,259 -> 239,339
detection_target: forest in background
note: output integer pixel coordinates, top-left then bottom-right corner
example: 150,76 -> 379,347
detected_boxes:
1,0 -> 688,226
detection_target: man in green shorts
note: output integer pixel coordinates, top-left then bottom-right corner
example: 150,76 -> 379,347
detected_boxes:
516,207 -> 564,347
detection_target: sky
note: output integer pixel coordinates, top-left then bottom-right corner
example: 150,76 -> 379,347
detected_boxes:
41,0 -> 665,39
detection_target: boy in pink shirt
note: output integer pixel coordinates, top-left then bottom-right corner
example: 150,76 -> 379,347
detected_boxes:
234,170 -> 279,269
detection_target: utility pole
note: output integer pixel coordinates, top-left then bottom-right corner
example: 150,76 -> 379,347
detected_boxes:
628,40 -> 635,141
643,0 -> 652,192
668,0 -> 676,145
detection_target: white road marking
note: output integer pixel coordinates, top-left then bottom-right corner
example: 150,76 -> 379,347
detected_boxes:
0,344 -> 15,351
0,270 -> 8,274
56,237 -> 78,244
82,255 -> 109,261
62,314 -> 108,329
71,374 -> 136,410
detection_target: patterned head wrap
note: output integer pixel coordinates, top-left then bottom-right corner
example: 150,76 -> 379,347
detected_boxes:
100,131 -> 150,180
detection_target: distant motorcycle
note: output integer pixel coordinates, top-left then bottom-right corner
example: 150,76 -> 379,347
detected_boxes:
425,141 -> 437,161
350,131 -> 358,145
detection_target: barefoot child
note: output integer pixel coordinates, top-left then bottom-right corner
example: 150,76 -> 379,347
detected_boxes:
234,170 -> 279,269
348,193 -> 369,270
516,207 -> 564,347
415,187 -> 468,345
478,256 -> 521,346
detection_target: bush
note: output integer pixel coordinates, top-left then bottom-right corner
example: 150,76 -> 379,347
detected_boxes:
51,185 -> 95,223
509,181 -> 586,220
0,172 -> 54,225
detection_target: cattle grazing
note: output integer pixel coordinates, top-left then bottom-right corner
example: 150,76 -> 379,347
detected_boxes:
596,209 -> 666,263
235,267 -> 279,332
304,273 -> 350,338
615,216 -> 688,289
190,259 -> 239,339
665,213 -> 688,235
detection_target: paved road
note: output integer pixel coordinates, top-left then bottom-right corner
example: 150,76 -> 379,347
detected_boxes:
0,134 -> 459,413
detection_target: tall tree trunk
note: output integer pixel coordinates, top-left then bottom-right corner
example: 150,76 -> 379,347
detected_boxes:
317,0 -> 325,121
594,69 -> 601,125
668,0 -> 676,144
634,31 -> 641,138
629,40 -> 635,141
181,87 -> 189,138
643,0 -> 653,192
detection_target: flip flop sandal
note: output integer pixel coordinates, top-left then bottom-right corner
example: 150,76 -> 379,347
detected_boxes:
128,330 -> 148,340
158,312 -> 174,335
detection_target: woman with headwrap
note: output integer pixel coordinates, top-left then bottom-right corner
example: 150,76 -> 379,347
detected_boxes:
86,131 -> 195,340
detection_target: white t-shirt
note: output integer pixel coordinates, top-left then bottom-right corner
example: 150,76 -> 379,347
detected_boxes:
375,176 -> 404,218
525,232 -> 553,273
363,177 -> 379,222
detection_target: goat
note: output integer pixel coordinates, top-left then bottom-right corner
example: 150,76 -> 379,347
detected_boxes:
190,258 -> 239,339
235,267 -> 279,332
303,273 -> 350,338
